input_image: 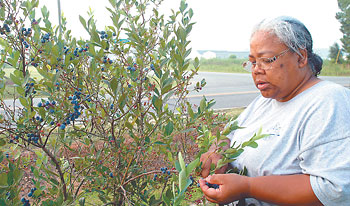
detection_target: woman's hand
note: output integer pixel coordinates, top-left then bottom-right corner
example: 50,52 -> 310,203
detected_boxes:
200,138 -> 231,178
200,150 -> 227,178
199,174 -> 250,204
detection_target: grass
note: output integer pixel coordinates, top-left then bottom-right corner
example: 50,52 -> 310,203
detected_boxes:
196,58 -> 247,73
195,58 -> 350,76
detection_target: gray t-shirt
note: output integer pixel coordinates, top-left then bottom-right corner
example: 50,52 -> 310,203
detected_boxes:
227,80 -> 350,206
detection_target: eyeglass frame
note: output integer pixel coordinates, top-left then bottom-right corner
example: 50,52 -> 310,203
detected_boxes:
242,48 -> 291,72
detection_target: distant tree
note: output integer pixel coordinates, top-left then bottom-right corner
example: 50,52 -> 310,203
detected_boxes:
336,0 -> 350,61
229,54 -> 237,59
328,42 -> 344,63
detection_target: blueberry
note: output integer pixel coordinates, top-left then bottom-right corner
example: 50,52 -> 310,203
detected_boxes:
109,172 -> 113,178
60,124 -> 66,130
21,197 -> 26,202
28,192 -> 32,197
205,182 -> 219,189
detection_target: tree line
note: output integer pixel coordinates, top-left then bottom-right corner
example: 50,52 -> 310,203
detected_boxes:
329,0 -> 350,63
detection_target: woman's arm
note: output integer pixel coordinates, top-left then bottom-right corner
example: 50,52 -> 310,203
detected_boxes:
199,173 -> 323,205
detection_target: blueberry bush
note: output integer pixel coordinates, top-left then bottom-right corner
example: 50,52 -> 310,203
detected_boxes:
0,0 -> 265,205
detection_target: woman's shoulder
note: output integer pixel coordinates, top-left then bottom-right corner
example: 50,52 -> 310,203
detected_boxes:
301,80 -> 350,103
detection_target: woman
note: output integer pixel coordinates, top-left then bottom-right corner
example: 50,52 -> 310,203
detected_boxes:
199,16 -> 350,205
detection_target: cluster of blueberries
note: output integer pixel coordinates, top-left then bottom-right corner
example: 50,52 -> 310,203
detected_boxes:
127,65 -> 136,72
153,167 -> 172,181
26,133 -> 39,144
38,100 -> 57,125
21,27 -> 32,37
25,82 -> 36,97
21,197 -> 30,206
9,134 -> 19,143
27,187 -> 37,197
0,23 -> 10,34
40,33 -> 50,44
99,31 -> 109,39
20,187 -> 36,206
37,100 -> 56,110
68,44 -> 89,57
22,40 -> 30,49
31,57 -> 38,67
102,56 -> 113,64
60,90 -> 83,129
205,182 -> 219,189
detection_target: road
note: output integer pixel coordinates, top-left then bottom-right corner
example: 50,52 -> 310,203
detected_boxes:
2,72 -> 350,111
182,72 -> 350,110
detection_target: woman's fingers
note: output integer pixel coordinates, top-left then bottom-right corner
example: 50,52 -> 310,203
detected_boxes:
200,155 -> 212,178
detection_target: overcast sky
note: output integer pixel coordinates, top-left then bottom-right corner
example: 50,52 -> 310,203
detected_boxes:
39,0 -> 342,51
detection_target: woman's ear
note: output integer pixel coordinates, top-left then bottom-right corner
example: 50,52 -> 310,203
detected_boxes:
298,49 -> 308,68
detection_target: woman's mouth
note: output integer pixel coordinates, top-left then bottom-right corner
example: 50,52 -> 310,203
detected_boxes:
256,82 -> 269,90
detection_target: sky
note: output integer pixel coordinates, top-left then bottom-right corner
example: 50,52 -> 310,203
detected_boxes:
38,0 -> 342,52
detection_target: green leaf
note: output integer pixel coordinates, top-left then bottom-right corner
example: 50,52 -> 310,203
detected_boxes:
164,121 -> 174,136
185,158 -> 199,176
175,160 -> 181,172
199,96 -> 206,114
228,148 -> 244,159
152,95 -> 162,112
178,152 -> 186,171
178,178 -> 192,197
178,170 -> 186,192
0,173 -> 7,186
110,78 -> 118,95
79,15 -> 87,31
222,121 -> 241,136
0,139 -> 6,146
218,141 -> 228,147
247,141 -> 258,148
10,73 -> 21,86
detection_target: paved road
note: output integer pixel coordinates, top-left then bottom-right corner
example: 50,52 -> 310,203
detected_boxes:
182,72 -> 350,110
3,72 -> 350,111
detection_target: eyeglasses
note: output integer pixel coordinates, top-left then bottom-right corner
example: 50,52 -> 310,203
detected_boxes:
242,48 -> 290,72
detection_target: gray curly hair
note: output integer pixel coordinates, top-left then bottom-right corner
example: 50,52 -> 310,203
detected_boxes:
251,16 -> 323,76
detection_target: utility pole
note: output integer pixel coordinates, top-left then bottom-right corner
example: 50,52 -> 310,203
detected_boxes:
57,0 -> 62,35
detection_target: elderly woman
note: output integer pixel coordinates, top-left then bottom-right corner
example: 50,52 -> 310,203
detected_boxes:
199,16 -> 350,205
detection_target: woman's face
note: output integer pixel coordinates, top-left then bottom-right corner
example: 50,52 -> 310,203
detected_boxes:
249,30 -> 310,102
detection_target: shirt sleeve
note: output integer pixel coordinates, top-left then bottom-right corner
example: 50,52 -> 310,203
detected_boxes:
298,87 -> 350,205
300,137 -> 350,205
